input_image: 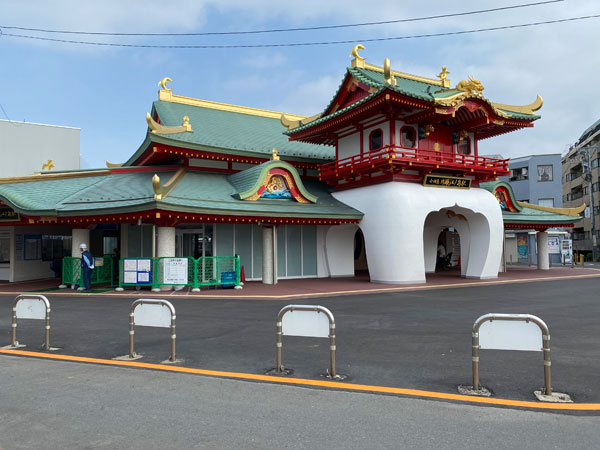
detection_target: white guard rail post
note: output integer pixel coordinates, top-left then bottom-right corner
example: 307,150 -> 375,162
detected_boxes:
11,294 -> 51,350
472,313 -> 551,395
275,304 -> 337,378
129,299 -> 177,362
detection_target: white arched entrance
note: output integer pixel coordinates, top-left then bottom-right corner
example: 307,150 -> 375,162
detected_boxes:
332,181 -> 503,284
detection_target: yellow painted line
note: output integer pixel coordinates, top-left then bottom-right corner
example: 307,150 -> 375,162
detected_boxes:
2,271 -> 598,300
2,348 -> 599,411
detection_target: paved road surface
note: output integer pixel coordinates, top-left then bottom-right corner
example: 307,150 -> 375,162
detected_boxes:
1,277 -> 599,402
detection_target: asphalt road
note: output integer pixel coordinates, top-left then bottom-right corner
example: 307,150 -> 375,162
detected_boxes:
1,277 -> 599,403
1,356 -> 599,450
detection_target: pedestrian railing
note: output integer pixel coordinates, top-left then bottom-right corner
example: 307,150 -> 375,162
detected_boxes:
115,255 -> 241,291
61,255 -> 115,287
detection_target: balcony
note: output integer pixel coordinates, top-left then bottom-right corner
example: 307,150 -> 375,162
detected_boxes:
319,145 -> 509,187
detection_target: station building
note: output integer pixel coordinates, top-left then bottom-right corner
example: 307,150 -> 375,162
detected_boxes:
0,46 -> 581,285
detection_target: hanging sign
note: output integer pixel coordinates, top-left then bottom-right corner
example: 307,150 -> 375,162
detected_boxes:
0,205 -> 20,222
423,175 -> 471,189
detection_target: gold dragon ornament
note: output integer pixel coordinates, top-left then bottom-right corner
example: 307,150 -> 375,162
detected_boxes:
455,76 -> 485,95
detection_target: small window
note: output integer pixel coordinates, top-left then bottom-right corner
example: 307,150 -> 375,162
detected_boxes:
510,167 -> 528,181
400,126 -> 416,148
538,198 -> 554,207
369,129 -> 383,151
537,165 -> 553,182
458,138 -> 470,155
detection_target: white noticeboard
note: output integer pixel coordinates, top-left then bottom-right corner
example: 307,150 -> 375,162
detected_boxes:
15,299 -> 47,320
282,310 -> 330,338
479,320 -> 542,352
134,303 -> 172,328
163,258 -> 188,284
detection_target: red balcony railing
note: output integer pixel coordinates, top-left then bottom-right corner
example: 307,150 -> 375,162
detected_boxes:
319,145 -> 509,183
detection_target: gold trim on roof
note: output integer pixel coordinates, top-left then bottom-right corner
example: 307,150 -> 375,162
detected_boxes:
434,92 -> 512,119
146,112 -> 193,134
518,201 -> 585,217
280,112 -> 323,131
106,160 -> 124,168
157,81 -> 305,121
349,44 -> 450,87
0,170 -> 110,185
492,95 -> 544,116
383,58 -> 397,86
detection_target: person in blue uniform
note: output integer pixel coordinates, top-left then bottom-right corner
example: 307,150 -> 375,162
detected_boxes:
80,243 -> 94,292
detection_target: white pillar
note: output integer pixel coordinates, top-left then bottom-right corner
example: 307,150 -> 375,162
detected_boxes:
71,229 -> 90,257
155,227 -> 176,291
262,225 -> 277,284
537,231 -> 549,270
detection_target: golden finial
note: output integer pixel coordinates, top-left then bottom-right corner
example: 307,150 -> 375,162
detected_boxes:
41,160 -> 55,171
182,116 -> 192,131
158,77 -> 173,91
383,58 -> 396,86
350,44 -> 366,68
152,174 -> 162,200
271,148 -> 280,161
437,66 -> 450,87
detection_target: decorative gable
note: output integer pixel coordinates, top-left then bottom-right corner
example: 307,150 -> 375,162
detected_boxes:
227,158 -> 318,204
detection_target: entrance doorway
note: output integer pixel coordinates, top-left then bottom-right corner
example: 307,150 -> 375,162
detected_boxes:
354,228 -> 370,279
436,228 -> 461,272
176,224 -> 213,258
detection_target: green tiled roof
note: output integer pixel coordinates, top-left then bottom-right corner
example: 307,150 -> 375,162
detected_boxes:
287,66 -> 539,135
124,100 -> 334,165
0,170 -> 361,219
480,181 -> 580,225
501,207 -> 580,225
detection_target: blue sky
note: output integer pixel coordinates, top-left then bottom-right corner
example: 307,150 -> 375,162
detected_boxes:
1,0 -> 599,169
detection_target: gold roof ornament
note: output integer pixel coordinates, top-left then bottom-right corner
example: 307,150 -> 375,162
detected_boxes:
41,160 -> 55,171
105,160 -> 124,168
152,174 -> 162,200
437,66 -> 451,88
152,168 -> 186,201
146,113 -> 193,134
455,76 -> 485,95
350,44 -> 366,68
383,58 -> 397,86
271,148 -> 280,161
158,77 -> 173,91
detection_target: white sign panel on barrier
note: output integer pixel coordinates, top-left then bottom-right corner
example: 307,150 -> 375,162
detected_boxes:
15,299 -> 47,320
282,310 -> 330,338
163,258 -> 188,284
134,303 -> 172,328
479,320 -> 542,351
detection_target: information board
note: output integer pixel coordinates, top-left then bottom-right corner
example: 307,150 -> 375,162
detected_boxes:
163,258 -> 188,284
122,258 -> 153,285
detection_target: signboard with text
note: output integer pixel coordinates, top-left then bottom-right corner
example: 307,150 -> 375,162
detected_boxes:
423,175 -> 471,189
0,205 -> 20,222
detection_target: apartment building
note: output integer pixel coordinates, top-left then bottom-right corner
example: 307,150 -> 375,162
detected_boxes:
562,119 -> 600,258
